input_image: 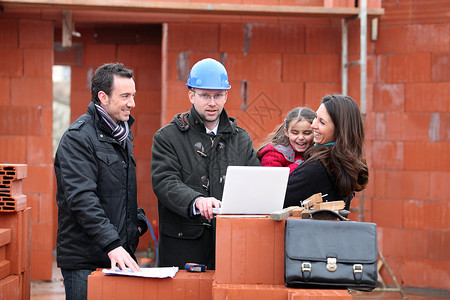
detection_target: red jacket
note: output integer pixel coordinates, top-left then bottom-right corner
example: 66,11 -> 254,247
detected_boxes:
258,144 -> 305,173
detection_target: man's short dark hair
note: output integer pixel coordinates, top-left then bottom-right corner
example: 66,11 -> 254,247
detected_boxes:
91,63 -> 133,104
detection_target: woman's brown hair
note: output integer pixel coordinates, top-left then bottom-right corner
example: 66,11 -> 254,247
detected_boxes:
305,94 -> 368,198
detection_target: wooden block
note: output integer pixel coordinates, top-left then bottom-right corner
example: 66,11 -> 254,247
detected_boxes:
270,206 -> 301,221
291,207 -> 304,217
317,201 -> 346,211
302,193 -> 323,209
301,209 -> 313,219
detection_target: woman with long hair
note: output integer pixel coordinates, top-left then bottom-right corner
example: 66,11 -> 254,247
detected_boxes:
284,94 -> 369,210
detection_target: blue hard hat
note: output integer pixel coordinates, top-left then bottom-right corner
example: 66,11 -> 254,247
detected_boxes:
186,58 -> 231,90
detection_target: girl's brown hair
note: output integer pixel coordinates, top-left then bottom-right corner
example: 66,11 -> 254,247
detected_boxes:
257,107 -> 316,154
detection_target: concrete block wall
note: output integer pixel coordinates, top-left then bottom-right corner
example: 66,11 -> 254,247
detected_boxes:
0,16 -> 54,280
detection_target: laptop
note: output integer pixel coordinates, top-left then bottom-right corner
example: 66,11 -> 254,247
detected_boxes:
213,166 -> 289,215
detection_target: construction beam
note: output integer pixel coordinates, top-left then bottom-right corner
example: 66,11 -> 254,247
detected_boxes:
0,0 -> 384,18
62,9 -> 72,47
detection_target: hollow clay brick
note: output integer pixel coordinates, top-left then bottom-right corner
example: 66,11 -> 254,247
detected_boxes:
0,259 -> 11,280
88,269 -> 214,300
324,0 -> 354,8
0,228 -> 11,247
0,211 -> 23,275
212,283 -> 352,300
288,288 -> 352,299
0,20 -> 19,48
30,250 -> 52,280
20,267 -> 31,300
0,49 -> 23,77
0,180 -> 23,199
0,208 -> 31,277
0,194 -> 27,212
215,216 -> 285,285
0,247 -> 5,262
0,275 -> 20,299
0,164 -> 27,181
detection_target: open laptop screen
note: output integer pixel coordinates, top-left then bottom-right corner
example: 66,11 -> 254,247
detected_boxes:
213,166 -> 289,215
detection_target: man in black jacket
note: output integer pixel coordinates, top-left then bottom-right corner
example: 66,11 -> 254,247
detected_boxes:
151,58 -> 260,270
54,63 -> 147,300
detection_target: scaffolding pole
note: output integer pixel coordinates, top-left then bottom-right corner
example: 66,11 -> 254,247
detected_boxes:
341,0 -> 367,222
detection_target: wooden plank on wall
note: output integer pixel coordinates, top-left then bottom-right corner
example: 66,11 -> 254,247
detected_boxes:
0,0 -> 384,18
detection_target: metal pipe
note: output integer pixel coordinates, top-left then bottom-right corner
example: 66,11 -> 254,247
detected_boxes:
360,0 -> 367,114
359,0 -> 367,222
341,18 -> 348,95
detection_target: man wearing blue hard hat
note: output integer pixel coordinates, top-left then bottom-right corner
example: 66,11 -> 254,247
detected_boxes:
151,58 -> 260,269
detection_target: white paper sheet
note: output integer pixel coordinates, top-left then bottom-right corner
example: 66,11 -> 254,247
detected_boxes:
102,266 -> 179,278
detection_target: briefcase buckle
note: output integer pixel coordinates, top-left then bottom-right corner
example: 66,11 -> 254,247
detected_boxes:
353,264 -> 363,273
301,262 -> 311,272
326,257 -> 337,272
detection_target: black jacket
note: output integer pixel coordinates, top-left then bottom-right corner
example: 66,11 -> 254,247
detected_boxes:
54,102 -> 147,270
151,107 -> 260,269
284,160 -> 352,210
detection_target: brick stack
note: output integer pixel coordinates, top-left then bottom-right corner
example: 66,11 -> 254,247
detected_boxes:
87,216 -> 351,299
88,269 -> 214,299
213,216 -> 352,299
0,164 -> 32,300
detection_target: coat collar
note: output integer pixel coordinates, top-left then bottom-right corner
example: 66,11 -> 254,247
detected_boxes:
173,105 -> 236,135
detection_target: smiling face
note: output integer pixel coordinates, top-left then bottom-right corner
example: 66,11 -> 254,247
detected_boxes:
189,88 -> 227,130
312,103 -> 335,145
284,119 -> 314,153
98,75 -> 136,123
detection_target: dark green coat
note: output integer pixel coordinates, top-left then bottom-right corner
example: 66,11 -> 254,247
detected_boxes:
151,106 -> 260,269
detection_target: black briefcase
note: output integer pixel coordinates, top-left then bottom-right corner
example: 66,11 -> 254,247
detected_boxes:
284,218 -> 378,291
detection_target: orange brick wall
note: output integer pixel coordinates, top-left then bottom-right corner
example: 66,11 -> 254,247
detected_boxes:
0,0 -> 448,291
163,1 -> 450,291
367,0 -> 450,290
0,17 -> 54,280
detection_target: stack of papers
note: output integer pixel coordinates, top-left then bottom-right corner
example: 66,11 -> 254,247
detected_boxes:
103,267 -> 179,278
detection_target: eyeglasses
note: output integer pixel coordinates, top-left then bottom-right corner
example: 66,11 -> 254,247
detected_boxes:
192,90 -> 226,101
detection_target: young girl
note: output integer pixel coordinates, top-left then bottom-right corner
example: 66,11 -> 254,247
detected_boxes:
257,107 -> 316,173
